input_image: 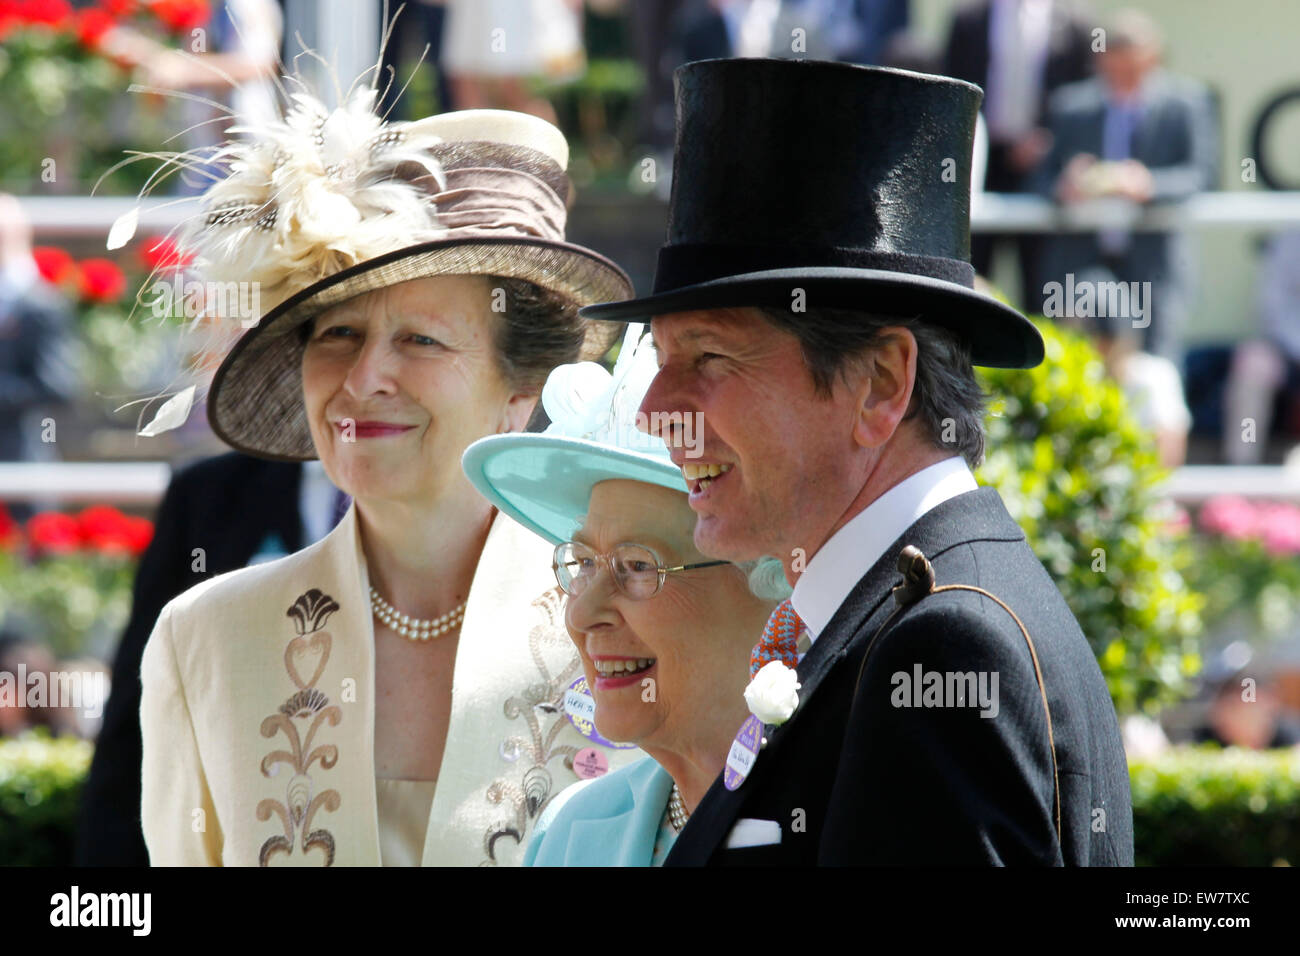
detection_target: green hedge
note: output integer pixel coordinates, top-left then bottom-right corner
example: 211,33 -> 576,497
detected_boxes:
2,735 -> 1295,865
1131,745 -> 1300,866
0,731 -> 92,866
978,319 -> 1204,714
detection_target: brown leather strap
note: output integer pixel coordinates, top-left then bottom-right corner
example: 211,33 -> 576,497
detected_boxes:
851,546 -> 1062,845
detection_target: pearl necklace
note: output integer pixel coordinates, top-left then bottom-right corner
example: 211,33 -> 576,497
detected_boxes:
369,586 -> 465,641
668,783 -> 690,832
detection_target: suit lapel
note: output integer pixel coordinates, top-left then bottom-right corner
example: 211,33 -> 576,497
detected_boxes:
668,488 -> 1026,864
783,488 -> 1024,738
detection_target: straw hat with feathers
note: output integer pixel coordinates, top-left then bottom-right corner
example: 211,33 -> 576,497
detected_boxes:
109,36 -> 631,460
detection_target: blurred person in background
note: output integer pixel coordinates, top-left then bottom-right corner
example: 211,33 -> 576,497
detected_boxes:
839,0 -> 911,65
76,452 -> 343,866
378,0 -> 454,118
1035,8 -> 1217,365
97,0 -> 283,194
1073,280 -> 1190,468
639,0 -> 737,182
766,0 -> 909,62
629,0 -> 688,158
636,0 -> 909,171
0,194 -> 81,523
675,0 -> 735,61
1198,678 -> 1300,749
441,0 -> 584,123
0,634 -> 64,738
1192,644 -> 1300,750
944,0 -> 1095,308
1221,230 -> 1300,465
56,658 -> 111,740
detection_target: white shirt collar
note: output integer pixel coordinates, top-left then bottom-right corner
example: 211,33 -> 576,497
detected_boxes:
790,456 -> 978,644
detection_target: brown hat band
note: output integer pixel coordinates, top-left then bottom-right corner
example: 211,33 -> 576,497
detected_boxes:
426,165 -> 568,243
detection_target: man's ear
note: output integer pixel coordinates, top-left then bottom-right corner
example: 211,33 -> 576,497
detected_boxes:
500,391 -> 539,434
852,328 -> 918,449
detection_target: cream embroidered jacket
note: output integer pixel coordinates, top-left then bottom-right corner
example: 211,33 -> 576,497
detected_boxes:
140,502 -> 639,866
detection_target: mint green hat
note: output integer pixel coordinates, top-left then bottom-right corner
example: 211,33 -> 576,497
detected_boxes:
462,324 -> 686,545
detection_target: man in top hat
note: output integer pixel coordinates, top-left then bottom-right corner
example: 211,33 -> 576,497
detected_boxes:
582,58 -> 1134,865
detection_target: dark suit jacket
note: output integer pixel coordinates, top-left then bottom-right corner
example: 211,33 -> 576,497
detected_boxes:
0,282 -> 80,461
943,0 -> 1094,189
74,452 -> 305,866
1032,72 -> 1218,352
666,487 -> 1133,866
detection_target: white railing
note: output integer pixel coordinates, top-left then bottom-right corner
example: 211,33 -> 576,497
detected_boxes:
1,462 -> 1297,505
969,191 -> 1300,232
16,192 -> 1300,238
1159,465 -> 1300,502
0,463 -> 171,504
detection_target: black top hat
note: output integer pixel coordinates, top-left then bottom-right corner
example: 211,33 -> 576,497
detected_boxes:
581,58 -> 1044,369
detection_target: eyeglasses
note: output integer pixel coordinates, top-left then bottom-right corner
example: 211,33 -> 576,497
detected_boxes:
552,541 -> 730,600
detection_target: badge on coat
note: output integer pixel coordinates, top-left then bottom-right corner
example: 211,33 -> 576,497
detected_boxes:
724,714 -> 765,790
563,675 -> 638,750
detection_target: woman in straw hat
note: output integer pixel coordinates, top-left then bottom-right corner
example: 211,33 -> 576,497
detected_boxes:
131,73 -> 640,865
462,327 -> 786,865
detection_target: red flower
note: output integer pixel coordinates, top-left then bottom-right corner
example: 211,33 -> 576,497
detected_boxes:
148,0 -> 208,33
75,7 -> 116,48
77,504 -> 134,554
124,515 -> 154,556
77,257 -> 127,303
102,0 -> 137,15
0,502 -> 20,551
74,505 -> 152,556
140,234 -> 194,272
15,0 -> 74,28
26,511 -> 82,555
0,3 -> 16,41
32,246 -> 77,286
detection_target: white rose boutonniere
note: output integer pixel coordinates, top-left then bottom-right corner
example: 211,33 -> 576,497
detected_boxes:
744,661 -> 801,725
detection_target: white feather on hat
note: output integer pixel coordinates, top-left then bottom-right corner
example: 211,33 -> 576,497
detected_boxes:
111,83 -> 453,317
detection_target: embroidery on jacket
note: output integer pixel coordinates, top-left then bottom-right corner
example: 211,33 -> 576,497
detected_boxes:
482,587 -> 584,864
256,588 -> 344,866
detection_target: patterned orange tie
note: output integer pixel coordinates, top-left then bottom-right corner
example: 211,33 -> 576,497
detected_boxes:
750,599 -> 803,677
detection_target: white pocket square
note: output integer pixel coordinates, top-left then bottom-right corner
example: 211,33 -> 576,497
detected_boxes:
724,818 -> 782,849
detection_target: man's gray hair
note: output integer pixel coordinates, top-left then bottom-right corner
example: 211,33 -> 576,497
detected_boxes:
757,307 -> 987,468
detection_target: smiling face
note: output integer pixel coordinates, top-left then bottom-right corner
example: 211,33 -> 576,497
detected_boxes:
638,309 -> 869,565
301,274 -> 535,507
564,479 -> 775,751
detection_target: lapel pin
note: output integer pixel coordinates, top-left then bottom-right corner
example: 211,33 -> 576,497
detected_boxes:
724,714 -> 764,790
